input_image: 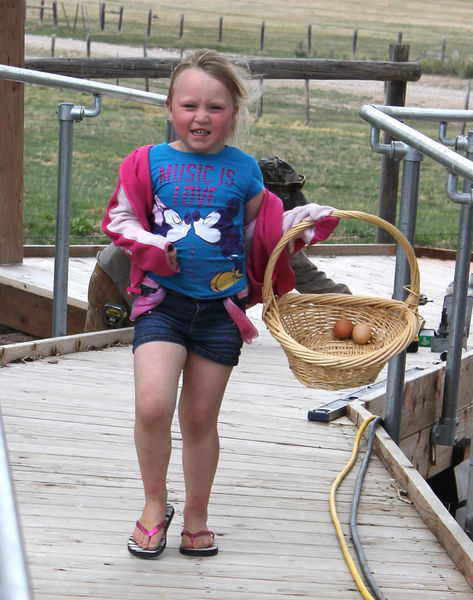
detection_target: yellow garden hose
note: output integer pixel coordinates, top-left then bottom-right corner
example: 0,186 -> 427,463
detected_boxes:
329,415 -> 378,600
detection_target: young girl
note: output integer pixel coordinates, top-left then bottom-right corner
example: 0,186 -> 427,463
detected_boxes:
103,48 -> 338,559
103,49 -> 264,558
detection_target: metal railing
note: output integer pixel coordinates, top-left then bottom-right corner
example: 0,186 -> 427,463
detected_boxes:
360,103 -> 473,540
0,63 -> 169,600
0,413 -> 32,600
0,64 -> 167,338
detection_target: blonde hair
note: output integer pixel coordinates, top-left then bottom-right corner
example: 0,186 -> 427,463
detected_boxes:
168,49 -> 250,144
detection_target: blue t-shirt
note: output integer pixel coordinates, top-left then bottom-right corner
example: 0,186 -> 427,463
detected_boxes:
147,143 -> 263,299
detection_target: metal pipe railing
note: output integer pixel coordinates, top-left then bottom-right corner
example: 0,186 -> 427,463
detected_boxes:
383,146 -> 423,444
361,103 -> 473,540
0,412 -> 32,600
360,105 -> 473,184
0,64 -> 168,336
0,64 -> 167,106
370,104 -> 473,123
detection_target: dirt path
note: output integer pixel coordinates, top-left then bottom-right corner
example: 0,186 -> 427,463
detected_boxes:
25,34 -> 471,110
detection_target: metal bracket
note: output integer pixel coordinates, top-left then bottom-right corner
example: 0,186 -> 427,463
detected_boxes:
439,121 -> 468,151
447,172 -> 473,205
369,126 -> 408,160
430,418 -> 459,447
70,94 -> 103,121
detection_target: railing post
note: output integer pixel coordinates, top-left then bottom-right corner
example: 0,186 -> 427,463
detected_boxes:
383,145 -> 423,443
377,44 -> 410,243
52,102 -> 75,338
432,132 -> 473,448
52,96 -> 103,338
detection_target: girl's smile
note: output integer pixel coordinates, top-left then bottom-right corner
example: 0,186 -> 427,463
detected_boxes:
167,68 -> 238,155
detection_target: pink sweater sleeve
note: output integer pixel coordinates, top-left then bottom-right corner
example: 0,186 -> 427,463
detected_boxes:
102,146 -> 179,278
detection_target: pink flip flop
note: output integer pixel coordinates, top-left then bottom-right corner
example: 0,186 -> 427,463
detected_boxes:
179,529 -> 218,557
127,504 -> 174,559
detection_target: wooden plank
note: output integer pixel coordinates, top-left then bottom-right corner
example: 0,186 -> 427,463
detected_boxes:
24,56 -> 422,81
0,327 -> 134,364
0,0 -> 25,263
23,244 -> 106,258
400,404 -> 473,479
364,352 -> 473,478
0,275 -> 87,337
348,400 -> 473,588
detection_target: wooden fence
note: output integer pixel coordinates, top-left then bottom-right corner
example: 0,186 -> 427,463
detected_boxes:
26,1 -> 451,60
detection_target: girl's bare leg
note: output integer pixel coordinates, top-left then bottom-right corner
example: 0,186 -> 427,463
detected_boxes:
132,340 -> 187,550
178,352 -> 233,549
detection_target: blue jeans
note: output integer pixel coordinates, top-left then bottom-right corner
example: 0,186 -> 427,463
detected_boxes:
133,288 -> 244,366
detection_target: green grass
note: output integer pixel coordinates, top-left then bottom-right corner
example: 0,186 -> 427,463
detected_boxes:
23,82 -> 461,249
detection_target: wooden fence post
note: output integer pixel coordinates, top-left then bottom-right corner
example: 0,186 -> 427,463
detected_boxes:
260,21 -> 265,52
441,37 -> 446,61
73,3 -> 79,31
376,44 -> 409,243
117,6 -> 123,32
0,0 -> 25,264
218,16 -> 223,43
352,28 -> 358,56
61,2 -> 70,29
257,79 -> 264,118
99,2 -> 105,31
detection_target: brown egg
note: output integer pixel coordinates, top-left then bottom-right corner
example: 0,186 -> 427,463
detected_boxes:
333,318 -> 353,340
352,322 -> 372,344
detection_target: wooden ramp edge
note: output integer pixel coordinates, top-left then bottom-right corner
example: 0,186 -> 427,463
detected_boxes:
0,327 -> 134,365
348,400 -> 473,588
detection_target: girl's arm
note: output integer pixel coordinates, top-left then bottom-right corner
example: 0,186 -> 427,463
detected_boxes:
103,185 -> 178,275
244,190 -> 264,225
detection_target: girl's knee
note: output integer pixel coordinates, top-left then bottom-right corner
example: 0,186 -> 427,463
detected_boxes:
180,405 -> 217,438
136,392 -> 174,426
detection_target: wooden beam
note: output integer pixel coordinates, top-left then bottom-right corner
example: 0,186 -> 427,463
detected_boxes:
0,1 -> 25,264
366,353 -> 473,438
23,244 -> 107,258
0,327 -> 134,365
348,400 -> 473,588
364,353 -> 473,478
376,44 -> 410,244
0,275 -> 87,338
24,56 -> 422,81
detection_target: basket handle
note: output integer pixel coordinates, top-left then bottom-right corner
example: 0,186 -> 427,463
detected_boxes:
262,209 -> 420,310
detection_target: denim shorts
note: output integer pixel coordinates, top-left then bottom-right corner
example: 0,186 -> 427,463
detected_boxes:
133,287 -> 244,366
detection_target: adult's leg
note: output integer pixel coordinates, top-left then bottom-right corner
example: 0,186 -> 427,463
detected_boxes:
178,352 -> 233,549
132,340 -> 187,550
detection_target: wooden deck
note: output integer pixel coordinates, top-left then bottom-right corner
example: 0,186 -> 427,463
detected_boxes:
1,251 -> 473,598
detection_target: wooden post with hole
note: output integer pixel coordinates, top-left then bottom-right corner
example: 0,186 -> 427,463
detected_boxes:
376,44 -> 409,243
0,0 -> 25,264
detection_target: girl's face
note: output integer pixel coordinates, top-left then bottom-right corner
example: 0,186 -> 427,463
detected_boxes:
167,67 -> 238,155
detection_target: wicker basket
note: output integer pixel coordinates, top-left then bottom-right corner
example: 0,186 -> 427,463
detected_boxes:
262,210 -> 421,390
